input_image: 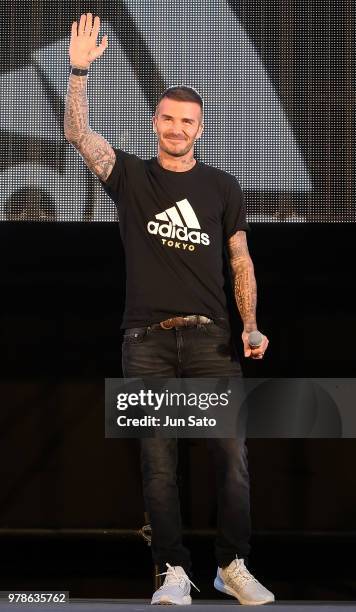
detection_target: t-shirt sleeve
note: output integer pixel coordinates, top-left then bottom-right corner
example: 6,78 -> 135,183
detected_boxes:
99,148 -> 139,207
222,174 -> 250,240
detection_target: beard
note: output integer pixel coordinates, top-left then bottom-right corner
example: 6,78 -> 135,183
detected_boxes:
159,135 -> 195,157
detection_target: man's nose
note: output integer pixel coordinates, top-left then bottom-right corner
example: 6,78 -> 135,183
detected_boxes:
171,121 -> 184,132
169,129 -> 185,139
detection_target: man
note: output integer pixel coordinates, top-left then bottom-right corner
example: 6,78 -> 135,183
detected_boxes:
64,13 -> 274,606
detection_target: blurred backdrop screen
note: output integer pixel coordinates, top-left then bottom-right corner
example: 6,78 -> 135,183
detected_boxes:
0,1 -> 353,222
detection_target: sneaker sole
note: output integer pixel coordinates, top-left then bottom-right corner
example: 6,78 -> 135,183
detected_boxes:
214,575 -> 275,606
151,594 -> 192,605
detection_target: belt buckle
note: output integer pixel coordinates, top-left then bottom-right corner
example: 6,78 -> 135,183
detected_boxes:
160,318 -> 174,330
184,315 -> 196,327
159,315 -> 200,330
199,316 -> 210,325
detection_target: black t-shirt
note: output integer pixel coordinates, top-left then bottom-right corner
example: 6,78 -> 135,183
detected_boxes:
100,149 -> 249,328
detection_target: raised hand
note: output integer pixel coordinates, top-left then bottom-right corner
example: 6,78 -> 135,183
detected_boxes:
69,13 -> 108,69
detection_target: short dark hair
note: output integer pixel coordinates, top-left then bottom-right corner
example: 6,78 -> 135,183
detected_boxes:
155,86 -> 204,120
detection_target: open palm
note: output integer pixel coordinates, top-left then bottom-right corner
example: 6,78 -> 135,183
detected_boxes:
69,13 -> 108,69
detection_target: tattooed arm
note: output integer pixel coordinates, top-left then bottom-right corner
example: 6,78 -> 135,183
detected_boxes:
64,73 -> 115,181
227,230 -> 269,359
64,13 -> 115,182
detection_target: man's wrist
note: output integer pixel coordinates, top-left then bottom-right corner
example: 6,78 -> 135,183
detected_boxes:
243,323 -> 257,334
70,65 -> 90,76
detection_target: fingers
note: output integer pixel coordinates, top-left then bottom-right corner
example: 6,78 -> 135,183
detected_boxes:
91,15 -> 101,41
250,350 -> 263,359
244,346 -> 252,358
78,13 -> 86,35
71,21 -> 78,38
85,12 -> 93,35
251,336 -> 269,359
100,35 -> 108,49
77,13 -> 97,37
244,334 -> 269,359
90,35 -> 108,61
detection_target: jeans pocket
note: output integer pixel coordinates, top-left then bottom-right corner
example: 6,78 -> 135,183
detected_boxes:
123,327 -> 148,344
203,321 -> 230,337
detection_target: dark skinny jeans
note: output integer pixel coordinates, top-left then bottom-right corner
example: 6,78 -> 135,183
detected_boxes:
122,318 -> 251,575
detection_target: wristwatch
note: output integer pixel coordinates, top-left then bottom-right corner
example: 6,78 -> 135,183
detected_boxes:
70,66 -> 89,76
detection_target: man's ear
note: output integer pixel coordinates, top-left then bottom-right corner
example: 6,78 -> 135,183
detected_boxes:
152,116 -> 157,133
196,123 -> 204,140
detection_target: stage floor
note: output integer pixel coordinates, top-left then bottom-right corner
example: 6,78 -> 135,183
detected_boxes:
0,600 -> 355,611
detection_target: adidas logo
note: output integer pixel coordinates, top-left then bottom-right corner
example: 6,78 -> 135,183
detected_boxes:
147,199 -> 210,251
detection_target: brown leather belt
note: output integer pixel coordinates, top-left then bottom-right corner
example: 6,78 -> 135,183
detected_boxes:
150,315 -> 213,330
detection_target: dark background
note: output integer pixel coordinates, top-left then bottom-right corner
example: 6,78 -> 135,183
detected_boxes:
0,0 -> 355,602
0,222 -> 355,600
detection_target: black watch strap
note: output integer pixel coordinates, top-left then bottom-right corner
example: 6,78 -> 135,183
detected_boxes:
70,66 -> 89,76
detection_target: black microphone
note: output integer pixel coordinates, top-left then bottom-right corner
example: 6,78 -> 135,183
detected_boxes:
248,330 -> 263,349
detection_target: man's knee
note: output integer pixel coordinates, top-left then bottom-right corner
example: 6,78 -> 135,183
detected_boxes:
141,438 -> 178,477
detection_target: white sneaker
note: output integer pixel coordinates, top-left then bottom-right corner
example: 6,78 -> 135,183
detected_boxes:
151,562 -> 200,605
214,556 -> 275,605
